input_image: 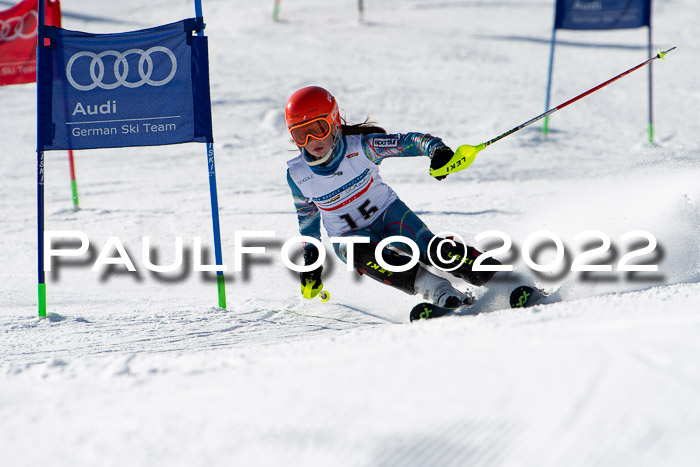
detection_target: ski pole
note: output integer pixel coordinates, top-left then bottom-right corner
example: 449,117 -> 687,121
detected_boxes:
430,47 -> 676,178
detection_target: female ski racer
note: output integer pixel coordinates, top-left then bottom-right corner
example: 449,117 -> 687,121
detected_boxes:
285,86 -> 500,308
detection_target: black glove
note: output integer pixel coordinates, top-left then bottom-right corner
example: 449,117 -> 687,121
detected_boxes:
300,246 -> 324,299
429,146 -> 455,181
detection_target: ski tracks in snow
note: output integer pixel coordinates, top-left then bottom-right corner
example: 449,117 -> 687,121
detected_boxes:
1,298 -> 392,374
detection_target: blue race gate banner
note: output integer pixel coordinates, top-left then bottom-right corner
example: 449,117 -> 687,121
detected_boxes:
554,0 -> 651,30
38,19 -> 213,150
542,0 -> 655,140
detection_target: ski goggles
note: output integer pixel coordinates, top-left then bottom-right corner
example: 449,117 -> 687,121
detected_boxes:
289,115 -> 333,146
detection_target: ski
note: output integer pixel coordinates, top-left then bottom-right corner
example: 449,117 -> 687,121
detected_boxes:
409,301 -> 462,322
411,285 -> 555,321
509,285 -> 549,309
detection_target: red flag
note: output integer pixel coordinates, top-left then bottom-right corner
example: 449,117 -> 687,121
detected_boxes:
0,0 -> 61,86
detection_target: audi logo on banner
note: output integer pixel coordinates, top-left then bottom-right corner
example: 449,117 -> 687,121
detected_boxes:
66,46 -> 178,91
0,10 -> 38,42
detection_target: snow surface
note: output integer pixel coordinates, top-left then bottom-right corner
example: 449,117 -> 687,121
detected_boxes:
1,0 -> 699,466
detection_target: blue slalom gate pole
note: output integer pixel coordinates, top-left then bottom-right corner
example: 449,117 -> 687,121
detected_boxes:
37,0 -> 47,318
194,0 -> 226,308
542,21 -> 557,135
647,24 -> 653,143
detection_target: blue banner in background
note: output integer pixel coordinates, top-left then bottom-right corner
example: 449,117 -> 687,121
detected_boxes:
555,0 -> 651,30
38,19 -> 213,151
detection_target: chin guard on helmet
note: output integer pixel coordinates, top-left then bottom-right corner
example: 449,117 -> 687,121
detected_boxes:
302,128 -> 342,166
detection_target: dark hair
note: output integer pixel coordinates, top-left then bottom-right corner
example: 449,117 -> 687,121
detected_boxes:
341,117 -> 386,136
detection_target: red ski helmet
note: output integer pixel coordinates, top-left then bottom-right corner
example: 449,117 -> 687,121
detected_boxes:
285,86 -> 342,147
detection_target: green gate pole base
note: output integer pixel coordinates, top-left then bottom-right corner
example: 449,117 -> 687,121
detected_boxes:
38,283 -> 47,318
648,123 -> 654,144
71,179 -> 80,211
542,115 -> 550,135
217,274 -> 227,309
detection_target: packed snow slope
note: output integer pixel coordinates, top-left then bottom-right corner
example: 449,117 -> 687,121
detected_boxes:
1,0 -> 699,466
